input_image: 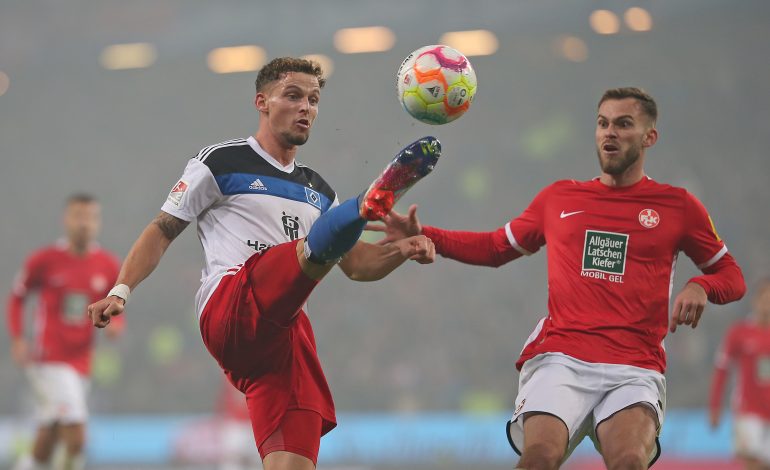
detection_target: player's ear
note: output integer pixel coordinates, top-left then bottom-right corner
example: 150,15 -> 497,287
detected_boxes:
643,127 -> 658,148
255,92 -> 268,113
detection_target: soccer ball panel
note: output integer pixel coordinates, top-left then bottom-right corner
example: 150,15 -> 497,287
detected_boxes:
417,79 -> 446,104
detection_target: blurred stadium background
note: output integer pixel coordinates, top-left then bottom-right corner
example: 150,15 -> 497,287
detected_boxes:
1,0 -> 769,468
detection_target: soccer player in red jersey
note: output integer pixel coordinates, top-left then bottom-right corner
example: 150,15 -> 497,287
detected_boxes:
87,57 -> 439,470
214,378 -> 259,470
375,87 -> 746,469
710,279 -> 770,470
6,194 -> 123,470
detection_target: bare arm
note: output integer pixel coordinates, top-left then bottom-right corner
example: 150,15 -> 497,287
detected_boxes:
88,212 -> 189,327
337,236 -> 434,282
117,212 -> 189,289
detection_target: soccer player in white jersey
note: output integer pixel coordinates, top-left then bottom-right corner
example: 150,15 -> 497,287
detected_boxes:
86,57 -> 440,470
374,87 -> 746,469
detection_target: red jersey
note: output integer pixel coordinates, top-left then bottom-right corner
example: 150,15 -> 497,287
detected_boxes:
6,241 -> 121,375
423,177 -> 745,373
710,319 -> 770,420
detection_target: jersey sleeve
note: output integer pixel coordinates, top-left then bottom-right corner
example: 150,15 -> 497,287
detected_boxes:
680,192 -> 726,268
505,185 -> 549,255
421,226 -> 521,267
6,251 -> 44,338
160,158 -> 223,222
419,186 -> 551,266
681,192 -> 746,304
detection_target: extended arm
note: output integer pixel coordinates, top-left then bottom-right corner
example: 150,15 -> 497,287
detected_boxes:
421,225 -> 522,267
88,212 -> 189,327
372,205 -> 522,268
337,236 -> 434,282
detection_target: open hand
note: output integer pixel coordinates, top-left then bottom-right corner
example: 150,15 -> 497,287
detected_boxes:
366,204 -> 422,244
670,282 -> 707,333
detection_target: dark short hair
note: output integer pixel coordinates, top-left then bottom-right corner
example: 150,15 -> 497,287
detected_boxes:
66,193 -> 97,205
599,87 -> 658,124
255,57 -> 326,93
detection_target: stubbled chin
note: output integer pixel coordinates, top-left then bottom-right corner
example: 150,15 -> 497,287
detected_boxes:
285,131 -> 309,146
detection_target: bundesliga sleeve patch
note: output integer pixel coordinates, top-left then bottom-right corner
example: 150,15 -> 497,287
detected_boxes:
167,180 -> 189,208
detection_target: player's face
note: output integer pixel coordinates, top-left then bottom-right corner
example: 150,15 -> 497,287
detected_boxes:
63,201 -> 101,248
259,72 -> 320,147
595,98 -> 656,176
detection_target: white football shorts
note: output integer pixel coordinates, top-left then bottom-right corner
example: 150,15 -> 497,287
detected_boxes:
26,362 -> 90,425
734,413 -> 770,464
507,352 -> 666,467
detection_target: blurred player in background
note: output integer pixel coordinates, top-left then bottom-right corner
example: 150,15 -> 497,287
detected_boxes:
87,57 -> 439,470
215,378 -> 260,470
6,193 -> 123,470
710,279 -> 770,470
375,87 -> 746,470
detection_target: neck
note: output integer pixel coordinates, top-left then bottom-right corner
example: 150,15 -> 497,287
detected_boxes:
68,241 -> 89,256
599,171 -> 645,188
599,158 -> 646,188
254,130 -> 297,167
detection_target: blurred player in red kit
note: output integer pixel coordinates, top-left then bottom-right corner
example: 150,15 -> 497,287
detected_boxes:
710,279 -> 770,470
375,87 -> 746,469
215,378 -> 260,470
6,194 -> 123,470
87,57 -> 439,470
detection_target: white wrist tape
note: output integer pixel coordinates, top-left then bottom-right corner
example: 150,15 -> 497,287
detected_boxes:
108,284 -> 131,304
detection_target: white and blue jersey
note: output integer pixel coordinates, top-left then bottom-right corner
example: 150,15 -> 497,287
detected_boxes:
160,136 -> 338,317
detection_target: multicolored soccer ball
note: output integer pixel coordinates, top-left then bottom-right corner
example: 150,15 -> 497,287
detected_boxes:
396,45 -> 478,125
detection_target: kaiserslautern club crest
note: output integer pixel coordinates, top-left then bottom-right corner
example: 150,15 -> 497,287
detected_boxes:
638,209 -> 660,228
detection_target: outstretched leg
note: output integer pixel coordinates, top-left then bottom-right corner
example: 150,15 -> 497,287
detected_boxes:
301,135 -> 441,272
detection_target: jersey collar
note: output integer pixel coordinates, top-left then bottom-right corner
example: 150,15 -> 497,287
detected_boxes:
247,136 -> 295,174
591,175 -> 652,192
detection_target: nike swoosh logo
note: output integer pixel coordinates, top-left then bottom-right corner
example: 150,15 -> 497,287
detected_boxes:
560,210 -> 584,219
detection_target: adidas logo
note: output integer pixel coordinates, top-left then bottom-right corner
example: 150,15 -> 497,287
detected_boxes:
249,178 -> 267,191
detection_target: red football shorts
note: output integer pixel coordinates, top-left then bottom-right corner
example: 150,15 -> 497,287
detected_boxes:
199,239 -> 337,452
258,408 -> 323,464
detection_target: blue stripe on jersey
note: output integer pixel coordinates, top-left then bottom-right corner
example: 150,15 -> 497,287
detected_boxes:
215,173 -> 333,213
